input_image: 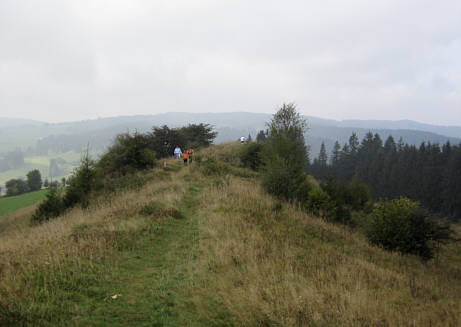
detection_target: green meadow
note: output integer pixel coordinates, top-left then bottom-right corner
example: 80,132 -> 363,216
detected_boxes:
0,151 -> 82,189
0,189 -> 48,217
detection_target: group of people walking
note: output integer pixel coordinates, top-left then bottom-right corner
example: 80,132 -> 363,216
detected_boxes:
173,147 -> 194,165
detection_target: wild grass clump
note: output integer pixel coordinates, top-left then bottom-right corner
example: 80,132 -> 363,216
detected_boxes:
139,201 -> 184,219
238,142 -> 264,171
198,157 -> 232,177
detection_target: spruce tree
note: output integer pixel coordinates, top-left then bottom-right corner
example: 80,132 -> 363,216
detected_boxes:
256,130 -> 267,142
318,142 -> 328,166
261,103 -> 311,202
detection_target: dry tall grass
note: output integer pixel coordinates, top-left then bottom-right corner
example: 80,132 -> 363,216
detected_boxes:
1,145 -> 460,326
0,160 -> 188,322
191,173 -> 461,326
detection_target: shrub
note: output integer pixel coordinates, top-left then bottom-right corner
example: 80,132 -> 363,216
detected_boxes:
5,178 -> 29,196
320,177 -> 352,224
318,176 -> 371,224
345,177 -> 371,211
238,142 -> 264,171
32,188 -> 65,223
305,188 -> 336,219
98,132 -> 156,176
64,151 -> 97,209
261,155 -> 312,203
366,198 -> 453,260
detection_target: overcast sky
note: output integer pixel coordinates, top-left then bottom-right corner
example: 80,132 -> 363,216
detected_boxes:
1,0 -> 460,125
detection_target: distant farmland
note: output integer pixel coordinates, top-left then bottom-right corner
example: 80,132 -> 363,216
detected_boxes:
0,190 -> 47,217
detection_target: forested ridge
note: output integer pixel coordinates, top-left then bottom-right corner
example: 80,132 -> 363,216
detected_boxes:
311,132 -> 461,220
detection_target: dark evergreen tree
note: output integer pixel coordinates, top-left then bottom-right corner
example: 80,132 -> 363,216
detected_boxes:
330,141 -> 341,170
256,130 -> 267,142
64,150 -> 96,209
311,142 -> 329,180
318,142 -> 328,166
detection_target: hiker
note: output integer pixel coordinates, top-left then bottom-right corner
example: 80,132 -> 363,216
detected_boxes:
182,152 -> 189,165
240,136 -> 246,144
174,146 -> 182,159
186,148 -> 194,163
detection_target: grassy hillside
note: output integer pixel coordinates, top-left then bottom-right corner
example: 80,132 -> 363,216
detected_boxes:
0,189 -> 48,217
0,144 -> 460,326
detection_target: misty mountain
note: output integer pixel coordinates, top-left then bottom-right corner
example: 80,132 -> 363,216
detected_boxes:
307,117 -> 461,139
0,118 -> 44,128
1,113 -> 460,159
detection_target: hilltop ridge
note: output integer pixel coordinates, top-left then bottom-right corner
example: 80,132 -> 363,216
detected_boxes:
1,143 -> 460,326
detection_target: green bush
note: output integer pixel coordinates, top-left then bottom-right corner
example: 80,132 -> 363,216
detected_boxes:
98,132 -> 156,176
32,188 -> 65,223
5,178 -> 29,196
64,152 -> 97,209
305,188 -> 336,219
346,177 -> 371,211
261,155 -> 312,203
238,142 -> 264,171
320,178 -> 353,224
366,198 -> 453,260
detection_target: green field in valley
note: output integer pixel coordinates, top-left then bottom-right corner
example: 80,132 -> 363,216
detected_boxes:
0,151 -> 83,192
0,189 -> 48,217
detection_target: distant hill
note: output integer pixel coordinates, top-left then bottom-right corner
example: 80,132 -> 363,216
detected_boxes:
1,113 -> 460,158
307,117 -> 461,139
0,118 -> 44,128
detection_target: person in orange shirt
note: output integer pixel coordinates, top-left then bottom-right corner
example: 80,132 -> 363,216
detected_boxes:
186,148 -> 194,163
182,152 -> 189,165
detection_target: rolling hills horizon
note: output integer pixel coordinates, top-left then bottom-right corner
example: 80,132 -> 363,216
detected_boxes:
1,113 -> 461,160
2,112 -> 461,138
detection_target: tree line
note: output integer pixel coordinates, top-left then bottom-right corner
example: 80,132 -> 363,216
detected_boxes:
310,132 -> 461,221
3,170 -> 43,196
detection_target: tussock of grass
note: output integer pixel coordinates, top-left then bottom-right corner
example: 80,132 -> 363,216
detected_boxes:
189,172 -> 461,326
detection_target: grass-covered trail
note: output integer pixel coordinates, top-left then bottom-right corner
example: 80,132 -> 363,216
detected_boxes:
0,164 -> 210,326
74,183 -> 201,326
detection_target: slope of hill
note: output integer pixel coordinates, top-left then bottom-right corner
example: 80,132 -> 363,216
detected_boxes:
0,144 -> 460,326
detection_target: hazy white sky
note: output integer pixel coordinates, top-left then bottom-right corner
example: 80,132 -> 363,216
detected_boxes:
1,0 -> 460,125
